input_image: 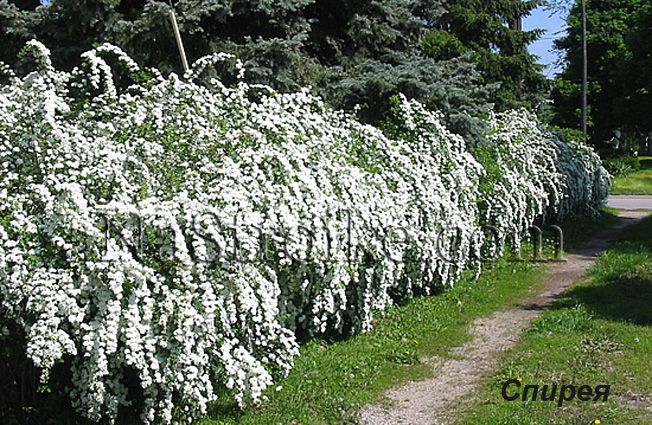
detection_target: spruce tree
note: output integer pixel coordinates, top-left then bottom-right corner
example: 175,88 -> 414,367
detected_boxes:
422,0 -> 549,111
2,0 -> 550,141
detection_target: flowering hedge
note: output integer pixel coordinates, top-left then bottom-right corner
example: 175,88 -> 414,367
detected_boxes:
0,42 -> 610,424
476,110 -> 611,252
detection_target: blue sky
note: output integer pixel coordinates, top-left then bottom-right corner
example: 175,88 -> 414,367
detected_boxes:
523,6 -> 569,77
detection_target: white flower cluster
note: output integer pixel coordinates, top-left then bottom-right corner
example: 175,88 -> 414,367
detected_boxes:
0,42 -> 609,424
480,110 -> 611,251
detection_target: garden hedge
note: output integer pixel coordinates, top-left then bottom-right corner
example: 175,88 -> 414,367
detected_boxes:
0,42 -> 609,424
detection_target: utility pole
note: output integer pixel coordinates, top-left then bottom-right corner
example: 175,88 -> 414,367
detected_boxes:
167,8 -> 189,74
581,0 -> 588,136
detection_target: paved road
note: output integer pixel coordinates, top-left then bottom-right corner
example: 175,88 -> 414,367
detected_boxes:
608,195 -> 652,210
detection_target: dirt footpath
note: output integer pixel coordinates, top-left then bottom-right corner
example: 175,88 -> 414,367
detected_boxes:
358,210 -> 649,425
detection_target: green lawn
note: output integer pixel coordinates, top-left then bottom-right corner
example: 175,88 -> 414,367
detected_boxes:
611,157 -> 652,195
456,214 -> 652,425
201,211 -> 621,425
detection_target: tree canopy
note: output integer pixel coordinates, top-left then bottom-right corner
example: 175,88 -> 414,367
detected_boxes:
425,0 -> 548,110
552,0 -> 652,150
0,0 -> 548,140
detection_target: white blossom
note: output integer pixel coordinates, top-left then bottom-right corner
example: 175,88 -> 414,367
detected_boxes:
0,42 -> 610,424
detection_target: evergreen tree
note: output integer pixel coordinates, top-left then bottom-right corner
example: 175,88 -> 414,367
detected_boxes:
0,0 -> 550,141
422,0 -> 549,111
0,0 -> 43,68
305,0 -> 492,139
0,0 -> 316,85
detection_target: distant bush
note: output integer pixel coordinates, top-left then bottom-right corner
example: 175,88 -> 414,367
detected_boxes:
550,126 -> 588,145
603,156 -> 641,176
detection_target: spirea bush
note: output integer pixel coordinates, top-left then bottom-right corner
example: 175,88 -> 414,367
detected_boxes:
0,42 -> 609,424
476,110 -> 611,252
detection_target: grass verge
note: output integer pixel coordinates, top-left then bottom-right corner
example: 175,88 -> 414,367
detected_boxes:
456,213 -> 652,425
611,157 -> 652,195
202,210 -> 621,425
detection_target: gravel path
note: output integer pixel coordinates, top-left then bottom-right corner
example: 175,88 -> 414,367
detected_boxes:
358,210 -> 650,425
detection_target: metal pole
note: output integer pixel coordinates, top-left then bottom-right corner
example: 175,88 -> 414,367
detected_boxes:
167,8 -> 189,73
581,0 -> 588,136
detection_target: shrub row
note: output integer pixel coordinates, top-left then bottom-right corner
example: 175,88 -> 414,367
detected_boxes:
0,42 -> 610,424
